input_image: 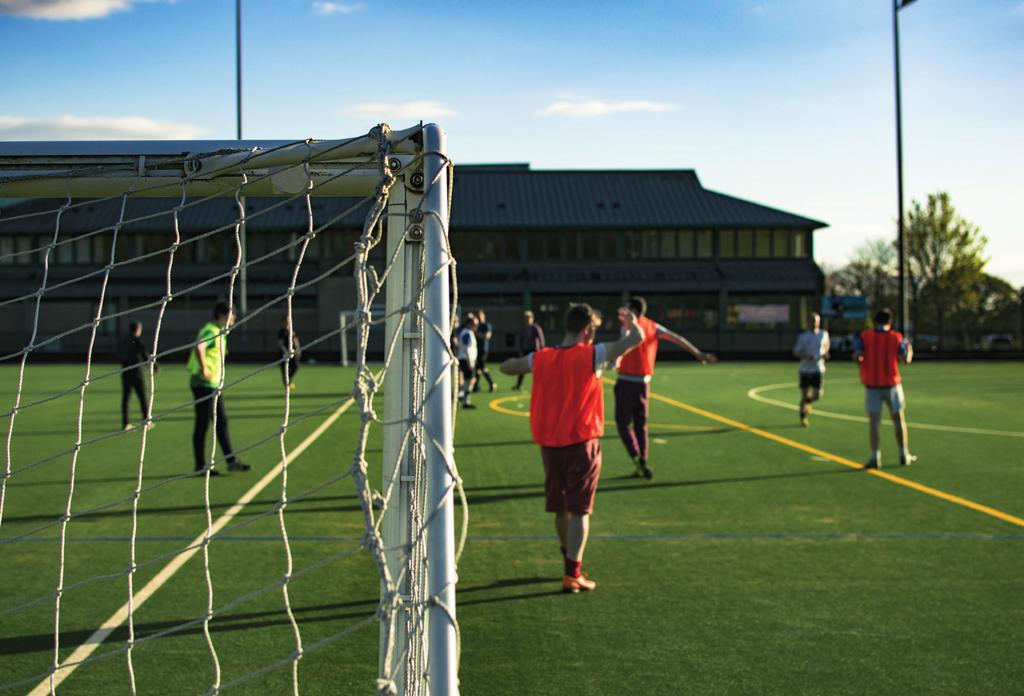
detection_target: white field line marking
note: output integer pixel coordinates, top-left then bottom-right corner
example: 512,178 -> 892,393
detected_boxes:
747,381 -> 1024,439
29,397 -> 355,696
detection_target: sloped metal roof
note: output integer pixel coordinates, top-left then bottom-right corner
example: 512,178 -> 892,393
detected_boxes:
450,167 -> 826,230
0,165 -> 826,234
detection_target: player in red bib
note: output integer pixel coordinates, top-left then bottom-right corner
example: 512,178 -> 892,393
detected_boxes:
852,308 -> 916,469
614,296 -> 716,479
501,303 -> 644,593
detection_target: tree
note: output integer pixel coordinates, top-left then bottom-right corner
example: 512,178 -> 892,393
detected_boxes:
827,237 -> 897,311
905,192 -> 987,348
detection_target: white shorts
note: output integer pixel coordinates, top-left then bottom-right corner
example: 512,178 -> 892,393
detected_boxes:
865,385 -> 905,415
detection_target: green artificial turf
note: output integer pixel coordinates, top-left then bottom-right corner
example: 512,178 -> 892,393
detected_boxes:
1,360 -> 1022,694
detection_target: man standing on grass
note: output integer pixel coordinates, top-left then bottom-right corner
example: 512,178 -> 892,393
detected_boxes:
853,308 -> 915,469
614,296 -> 716,480
501,303 -> 643,593
187,302 -> 249,476
793,312 -> 830,427
457,314 -> 479,409
118,320 -> 158,432
473,309 -> 496,393
512,310 -> 545,391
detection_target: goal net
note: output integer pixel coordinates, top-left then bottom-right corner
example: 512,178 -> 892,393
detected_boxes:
0,124 -> 462,695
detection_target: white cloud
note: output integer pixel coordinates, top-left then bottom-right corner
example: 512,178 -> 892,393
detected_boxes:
344,101 -> 456,119
312,1 -> 363,15
537,99 -> 673,118
0,115 -> 205,140
0,0 -> 178,20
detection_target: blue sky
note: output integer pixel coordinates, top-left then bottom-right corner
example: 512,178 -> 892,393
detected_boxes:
1,0 -> 1021,284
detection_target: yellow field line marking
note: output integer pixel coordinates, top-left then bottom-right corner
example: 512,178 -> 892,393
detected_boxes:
30,398 -> 356,695
748,380 -> 1024,438
644,388 -> 1024,529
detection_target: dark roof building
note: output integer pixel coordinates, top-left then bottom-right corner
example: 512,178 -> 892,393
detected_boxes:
0,164 -> 827,357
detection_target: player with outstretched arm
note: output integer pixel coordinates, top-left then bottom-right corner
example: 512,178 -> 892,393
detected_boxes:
501,303 -> 643,593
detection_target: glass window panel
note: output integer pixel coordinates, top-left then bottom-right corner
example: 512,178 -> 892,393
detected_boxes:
773,229 -> 789,258
0,236 -> 12,265
736,230 -> 753,257
755,231 -> 771,258
56,239 -> 75,264
696,230 -> 712,258
719,230 -> 735,258
73,236 -> 91,264
659,230 -> 676,258
581,232 -> 601,259
527,234 -> 544,260
792,230 -> 806,257
677,230 -> 694,258
642,230 -> 658,258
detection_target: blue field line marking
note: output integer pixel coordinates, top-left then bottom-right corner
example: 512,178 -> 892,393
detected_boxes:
6,532 -> 1024,543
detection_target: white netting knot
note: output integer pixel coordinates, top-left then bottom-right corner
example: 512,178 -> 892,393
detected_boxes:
375,678 -> 399,695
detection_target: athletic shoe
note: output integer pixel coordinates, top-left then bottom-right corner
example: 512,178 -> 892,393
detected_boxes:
228,461 -> 251,472
900,454 -> 917,467
800,416 -> 809,427
864,459 -> 880,470
195,467 -> 222,477
462,403 -> 477,410
288,382 -> 296,392
640,462 -> 654,480
631,456 -> 644,478
489,383 -> 497,392
123,423 -> 134,431
144,421 -> 155,431
562,573 -> 597,594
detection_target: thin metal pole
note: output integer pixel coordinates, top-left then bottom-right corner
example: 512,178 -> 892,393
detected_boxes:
893,0 -> 909,334
235,0 -> 243,140
236,0 -> 248,321
422,123 -> 458,696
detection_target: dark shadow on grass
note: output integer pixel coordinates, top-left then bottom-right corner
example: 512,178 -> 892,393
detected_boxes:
0,596 -> 380,656
6,474 -> 182,489
464,467 -> 858,506
0,492 -> 363,525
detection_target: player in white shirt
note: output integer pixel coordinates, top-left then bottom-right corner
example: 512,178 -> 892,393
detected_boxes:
792,312 -> 830,427
457,315 -> 479,409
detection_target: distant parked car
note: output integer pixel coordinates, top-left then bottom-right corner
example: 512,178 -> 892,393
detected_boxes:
979,334 -> 1014,351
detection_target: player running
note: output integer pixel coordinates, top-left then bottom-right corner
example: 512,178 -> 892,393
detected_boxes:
792,312 -> 830,427
853,308 -> 916,469
501,303 -> 644,593
614,296 -> 716,480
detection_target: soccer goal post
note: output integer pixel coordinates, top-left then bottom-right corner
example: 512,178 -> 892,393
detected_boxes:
0,124 -> 460,696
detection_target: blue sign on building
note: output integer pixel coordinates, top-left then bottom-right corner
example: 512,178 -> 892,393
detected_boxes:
821,295 -> 868,319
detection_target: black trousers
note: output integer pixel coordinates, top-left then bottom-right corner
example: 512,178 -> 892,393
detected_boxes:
281,358 -> 299,386
191,385 -> 236,470
121,370 -> 149,428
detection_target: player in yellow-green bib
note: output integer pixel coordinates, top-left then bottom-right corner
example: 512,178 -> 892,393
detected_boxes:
188,302 -> 249,475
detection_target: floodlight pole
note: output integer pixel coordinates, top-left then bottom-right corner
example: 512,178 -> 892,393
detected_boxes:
236,0 -> 248,321
893,0 -> 915,335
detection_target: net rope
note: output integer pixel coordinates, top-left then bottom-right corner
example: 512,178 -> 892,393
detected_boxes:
0,124 -> 463,695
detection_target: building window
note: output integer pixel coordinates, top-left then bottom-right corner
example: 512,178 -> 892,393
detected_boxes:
793,230 -> 806,258
696,230 -> 713,258
659,230 -> 676,258
719,230 -> 735,258
677,230 -> 694,258
755,230 -> 772,258
773,229 -> 789,258
736,230 -> 754,257
644,294 -> 719,331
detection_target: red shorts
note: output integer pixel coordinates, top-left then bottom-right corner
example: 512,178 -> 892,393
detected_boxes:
541,438 -> 602,514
